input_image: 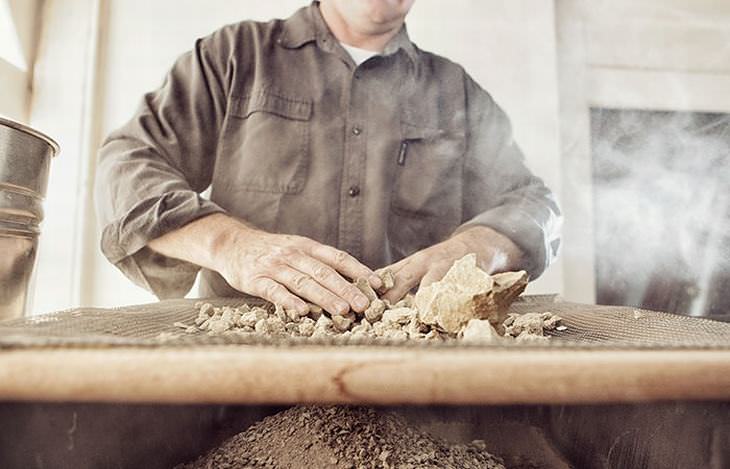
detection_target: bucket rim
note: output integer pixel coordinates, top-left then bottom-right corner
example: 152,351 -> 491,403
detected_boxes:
0,218 -> 39,237
0,117 -> 60,157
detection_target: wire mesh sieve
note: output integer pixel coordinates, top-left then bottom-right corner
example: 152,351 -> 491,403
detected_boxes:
0,296 -> 728,350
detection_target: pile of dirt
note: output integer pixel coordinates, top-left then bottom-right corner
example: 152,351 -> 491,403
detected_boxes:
178,405 -> 506,469
170,254 -> 563,343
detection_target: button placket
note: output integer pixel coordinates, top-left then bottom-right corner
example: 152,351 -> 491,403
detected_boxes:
337,71 -> 368,259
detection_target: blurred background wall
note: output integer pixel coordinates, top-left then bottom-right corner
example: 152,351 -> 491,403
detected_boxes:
0,0 -> 726,315
0,0 -> 42,122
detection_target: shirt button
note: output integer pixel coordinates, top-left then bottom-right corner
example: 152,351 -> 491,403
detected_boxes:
352,126 -> 362,136
348,185 -> 361,197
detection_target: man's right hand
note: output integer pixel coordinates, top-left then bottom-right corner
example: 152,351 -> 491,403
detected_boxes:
148,213 -> 381,317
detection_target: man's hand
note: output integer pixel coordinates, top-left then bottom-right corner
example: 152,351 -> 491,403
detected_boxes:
148,214 -> 381,316
380,226 -> 526,304
214,228 -> 382,317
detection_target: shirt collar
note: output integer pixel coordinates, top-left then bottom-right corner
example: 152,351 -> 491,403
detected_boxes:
278,1 -> 418,65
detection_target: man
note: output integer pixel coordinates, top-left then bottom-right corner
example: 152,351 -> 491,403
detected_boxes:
95,0 -> 560,316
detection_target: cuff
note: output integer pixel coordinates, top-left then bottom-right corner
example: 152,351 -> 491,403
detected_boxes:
455,205 -> 559,280
101,190 -> 225,298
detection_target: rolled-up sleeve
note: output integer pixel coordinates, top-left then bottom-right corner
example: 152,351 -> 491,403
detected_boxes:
456,77 -> 561,279
94,32 -> 231,298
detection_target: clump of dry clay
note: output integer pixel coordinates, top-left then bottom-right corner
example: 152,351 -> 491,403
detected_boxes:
503,312 -> 562,342
172,258 -> 560,343
415,254 -> 528,334
364,298 -> 386,322
461,319 -> 500,343
355,277 -> 378,303
378,269 -> 396,291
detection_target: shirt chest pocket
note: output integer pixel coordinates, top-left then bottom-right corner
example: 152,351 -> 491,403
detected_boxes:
223,91 -> 312,194
391,121 -> 465,222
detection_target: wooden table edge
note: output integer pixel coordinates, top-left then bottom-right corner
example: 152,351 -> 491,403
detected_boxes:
0,346 -> 728,404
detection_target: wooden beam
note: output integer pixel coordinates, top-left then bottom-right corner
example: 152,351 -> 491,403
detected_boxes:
0,346 -> 728,405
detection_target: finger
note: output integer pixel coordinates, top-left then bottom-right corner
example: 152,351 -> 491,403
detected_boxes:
287,253 -> 370,312
305,243 -> 382,289
377,257 -> 416,303
248,277 -> 308,315
378,256 -> 409,277
419,262 -> 451,289
271,266 -> 350,316
382,257 -> 427,304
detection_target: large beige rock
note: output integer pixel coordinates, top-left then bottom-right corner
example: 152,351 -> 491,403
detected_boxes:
414,254 -> 528,334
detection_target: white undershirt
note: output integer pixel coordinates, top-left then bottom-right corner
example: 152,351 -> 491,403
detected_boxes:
340,42 -> 381,66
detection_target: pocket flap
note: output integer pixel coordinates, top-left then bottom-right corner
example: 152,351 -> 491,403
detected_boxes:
400,121 -> 446,140
231,91 -> 312,121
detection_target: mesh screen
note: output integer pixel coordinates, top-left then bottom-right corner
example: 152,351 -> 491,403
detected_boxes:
0,296 -> 728,350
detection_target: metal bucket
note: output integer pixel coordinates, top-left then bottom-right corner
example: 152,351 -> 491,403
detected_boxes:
0,117 -> 59,320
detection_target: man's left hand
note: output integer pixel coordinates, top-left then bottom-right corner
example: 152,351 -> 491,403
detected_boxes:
380,226 -> 526,303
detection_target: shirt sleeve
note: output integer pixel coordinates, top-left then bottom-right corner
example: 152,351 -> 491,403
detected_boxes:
94,31 -> 232,298
456,76 -> 562,280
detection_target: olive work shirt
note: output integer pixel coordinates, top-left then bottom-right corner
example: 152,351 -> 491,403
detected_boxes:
94,3 -> 561,299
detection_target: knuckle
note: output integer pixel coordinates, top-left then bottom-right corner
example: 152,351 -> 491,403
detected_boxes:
259,265 -> 280,278
333,249 -> 349,265
251,251 -> 270,265
278,246 -> 298,258
313,265 -> 333,281
345,284 -> 363,300
259,252 -> 283,267
408,252 -> 425,266
248,276 -> 267,292
291,274 -> 310,290
263,281 -> 282,299
400,270 -> 416,283
290,236 -> 311,248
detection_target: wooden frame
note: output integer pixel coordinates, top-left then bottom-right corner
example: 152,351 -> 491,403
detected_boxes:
0,346 -> 728,404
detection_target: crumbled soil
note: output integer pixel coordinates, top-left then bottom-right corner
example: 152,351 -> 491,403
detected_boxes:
168,298 -> 562,344
166,255 -> 562,344
178,406 -> 506,469
503,312 -> 564,342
